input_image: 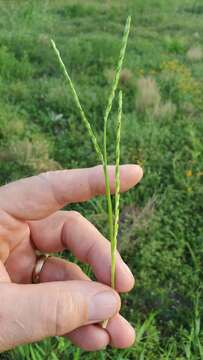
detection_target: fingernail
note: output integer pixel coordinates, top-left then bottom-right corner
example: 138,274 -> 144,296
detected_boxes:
134,164 -> 144,178
88,291 -> 120,322
122,260 -> 134,280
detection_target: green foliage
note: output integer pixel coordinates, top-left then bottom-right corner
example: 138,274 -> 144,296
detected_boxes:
0,0 -> 203,359
0,46 -> 33,80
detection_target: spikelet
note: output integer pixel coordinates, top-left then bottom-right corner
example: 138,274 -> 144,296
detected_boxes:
51,40 -> 104,164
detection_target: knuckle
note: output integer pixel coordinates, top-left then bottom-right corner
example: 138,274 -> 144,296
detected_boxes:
66,211 -> 83,225
37,171 -> 61,206
61,211 -> 84,248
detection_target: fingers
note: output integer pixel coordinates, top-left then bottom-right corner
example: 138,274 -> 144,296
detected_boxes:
68,316 -> 136,351
5,238 -> 36,284
0,165 -> 143,220
40,257 -> 110,351
39,256 -> 90,283
62,212 -> 135,292
0,261 -> 11,282
30,211 -> 134,292
39,256 -> 135,351
67,325 -> 109,351
67,314 -> 135,351
107,314 -> 135,348
0,281 -> 120,352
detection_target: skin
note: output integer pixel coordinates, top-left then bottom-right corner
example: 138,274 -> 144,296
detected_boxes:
0,164 -> 143,352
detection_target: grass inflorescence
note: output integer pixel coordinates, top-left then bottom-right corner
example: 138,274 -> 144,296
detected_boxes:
51,16 -> 131,293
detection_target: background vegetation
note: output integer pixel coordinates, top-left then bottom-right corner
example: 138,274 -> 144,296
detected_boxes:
0,0 -> 203,359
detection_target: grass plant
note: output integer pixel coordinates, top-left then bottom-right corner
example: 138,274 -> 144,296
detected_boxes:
51,16 -> 131,293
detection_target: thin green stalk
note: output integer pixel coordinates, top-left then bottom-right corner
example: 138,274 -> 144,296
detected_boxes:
103,16 -> 131,252
51,39 -> 104,164
111,91 -> 122,289
73,348 -> 80,360
102,91 -> 123,329
51,18 -> 131,329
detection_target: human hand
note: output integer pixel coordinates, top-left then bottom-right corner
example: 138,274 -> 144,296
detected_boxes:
0,164 -> 143,352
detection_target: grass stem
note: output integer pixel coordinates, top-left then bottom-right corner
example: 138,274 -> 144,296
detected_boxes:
111,90 -> 122,289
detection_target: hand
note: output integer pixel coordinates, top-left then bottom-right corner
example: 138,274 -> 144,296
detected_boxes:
0,164 -> 143,352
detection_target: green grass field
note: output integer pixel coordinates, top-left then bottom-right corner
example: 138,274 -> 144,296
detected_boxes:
0,0 -> 203,359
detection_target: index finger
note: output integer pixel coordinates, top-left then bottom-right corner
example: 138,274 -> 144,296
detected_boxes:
0,164 -> 143,220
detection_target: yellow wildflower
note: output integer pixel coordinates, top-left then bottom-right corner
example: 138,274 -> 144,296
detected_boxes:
186,170 -> 192,177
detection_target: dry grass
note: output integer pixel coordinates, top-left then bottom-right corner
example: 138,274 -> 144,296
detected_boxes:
118,196 -> 156,252
120,68 -> 134,85
187,46 -> 203,62
0,138 -> 61,172
104,68 -> 134,86
154,100 -> 176,119
136,77 -> 161,113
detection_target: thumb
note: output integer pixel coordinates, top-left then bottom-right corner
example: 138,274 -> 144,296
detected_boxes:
0,280 -> 120,351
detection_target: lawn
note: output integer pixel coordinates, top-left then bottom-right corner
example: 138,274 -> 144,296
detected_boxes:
0,0 -> 203,359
